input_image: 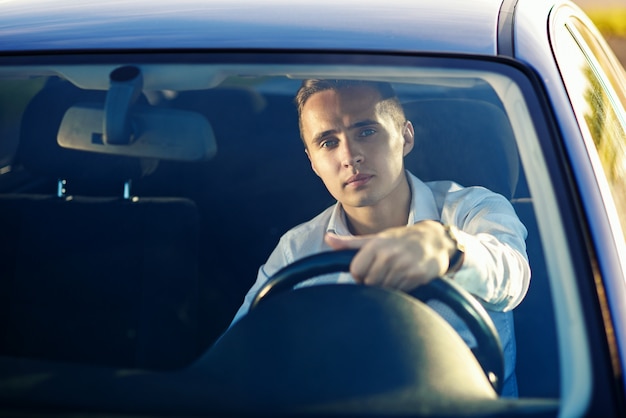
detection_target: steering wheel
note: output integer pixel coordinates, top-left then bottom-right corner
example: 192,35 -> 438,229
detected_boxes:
249,249 -> 504,394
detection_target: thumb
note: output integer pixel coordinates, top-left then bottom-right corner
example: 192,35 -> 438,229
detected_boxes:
324,232 -> 373,250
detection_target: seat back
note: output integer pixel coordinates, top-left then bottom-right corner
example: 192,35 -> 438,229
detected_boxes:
0,79 -> 201,370
404,98 -> 519,199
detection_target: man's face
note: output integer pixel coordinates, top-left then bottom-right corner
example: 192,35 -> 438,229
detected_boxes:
301,86 -> 414,210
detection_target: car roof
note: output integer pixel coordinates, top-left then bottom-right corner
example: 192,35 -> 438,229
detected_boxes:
1,0 -> 507,54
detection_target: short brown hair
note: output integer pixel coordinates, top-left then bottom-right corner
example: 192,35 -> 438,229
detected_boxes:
294,79 -> 406,143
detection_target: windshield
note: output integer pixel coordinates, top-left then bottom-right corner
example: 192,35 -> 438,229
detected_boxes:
0,53 -> 572,413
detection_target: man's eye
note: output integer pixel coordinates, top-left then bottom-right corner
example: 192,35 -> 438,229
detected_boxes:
320,139 -> 338,148
359,128 -> 376,137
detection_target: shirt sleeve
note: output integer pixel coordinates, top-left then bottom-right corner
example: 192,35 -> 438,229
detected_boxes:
440,186 -> 530,312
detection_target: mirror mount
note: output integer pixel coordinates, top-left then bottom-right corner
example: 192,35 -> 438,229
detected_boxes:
104,65 -> 143,145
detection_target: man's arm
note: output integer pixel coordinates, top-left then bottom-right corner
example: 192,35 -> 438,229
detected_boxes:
326,191 -> 530,312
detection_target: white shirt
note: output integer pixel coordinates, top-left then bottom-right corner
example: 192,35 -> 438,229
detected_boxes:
231,171 -> 530,396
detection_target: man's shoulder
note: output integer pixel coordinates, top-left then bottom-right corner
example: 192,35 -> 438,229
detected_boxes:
424,179 -> 504,200
420,178 -> 511,217
423,179 -> 462,193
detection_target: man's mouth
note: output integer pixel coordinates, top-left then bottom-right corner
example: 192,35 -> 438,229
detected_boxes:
345,173 -> 372,188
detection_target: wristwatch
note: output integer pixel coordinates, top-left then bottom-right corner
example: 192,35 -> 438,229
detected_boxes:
441,223 -> 465,278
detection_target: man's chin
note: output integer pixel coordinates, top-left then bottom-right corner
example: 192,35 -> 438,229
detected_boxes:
340,195 -> 379,209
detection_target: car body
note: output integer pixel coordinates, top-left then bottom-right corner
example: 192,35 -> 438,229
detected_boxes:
0,0 -> 625,416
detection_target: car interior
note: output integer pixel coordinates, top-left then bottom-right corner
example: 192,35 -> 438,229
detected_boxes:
0,60 -> 562,414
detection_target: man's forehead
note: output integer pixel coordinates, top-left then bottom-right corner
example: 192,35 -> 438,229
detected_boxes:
315,85 -> 380,104
303,86 -> 383,119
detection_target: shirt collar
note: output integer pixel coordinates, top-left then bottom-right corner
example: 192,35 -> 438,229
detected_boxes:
326,171 -> 440,236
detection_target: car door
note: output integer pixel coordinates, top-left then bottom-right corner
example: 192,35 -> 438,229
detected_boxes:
550,1 -> 626,409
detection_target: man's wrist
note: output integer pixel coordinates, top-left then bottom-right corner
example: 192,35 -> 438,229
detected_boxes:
440,223 -> 465,277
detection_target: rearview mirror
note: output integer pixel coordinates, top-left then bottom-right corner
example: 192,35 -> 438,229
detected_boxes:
58,102 -> 217,161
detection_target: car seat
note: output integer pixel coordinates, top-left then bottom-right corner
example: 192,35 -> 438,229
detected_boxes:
0,78 -> 202,370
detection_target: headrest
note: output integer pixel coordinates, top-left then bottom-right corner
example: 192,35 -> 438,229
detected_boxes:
17,79 -> 153,185
403,99 -> 519,199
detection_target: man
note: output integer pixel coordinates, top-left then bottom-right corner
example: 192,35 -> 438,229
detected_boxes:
230,79 -> 530,397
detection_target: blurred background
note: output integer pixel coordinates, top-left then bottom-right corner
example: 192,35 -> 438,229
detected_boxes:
573,0 -> 626,65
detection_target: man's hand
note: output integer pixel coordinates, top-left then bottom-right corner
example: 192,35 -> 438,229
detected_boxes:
324,220 -> 457,291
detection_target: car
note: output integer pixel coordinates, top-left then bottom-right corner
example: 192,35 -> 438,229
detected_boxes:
0,0 -> 625,416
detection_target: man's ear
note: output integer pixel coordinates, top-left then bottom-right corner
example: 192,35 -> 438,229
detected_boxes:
305,148 -> 320,177
402,120 -> 415,157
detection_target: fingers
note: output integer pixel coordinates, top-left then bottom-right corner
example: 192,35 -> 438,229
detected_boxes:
325,224 -> 447,292
355,240 -> 431,291
324,233 -> 376,283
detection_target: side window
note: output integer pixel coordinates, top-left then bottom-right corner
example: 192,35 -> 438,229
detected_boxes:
0,79 -> 45,173
552,14 -> 626,241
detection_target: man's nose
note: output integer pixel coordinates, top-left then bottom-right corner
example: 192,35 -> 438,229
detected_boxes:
340,139 -> 364,168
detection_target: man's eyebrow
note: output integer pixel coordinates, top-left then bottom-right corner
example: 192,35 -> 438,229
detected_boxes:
350,119 -> 379,129
312,129 -> 338,144
311,119 -> 380,144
